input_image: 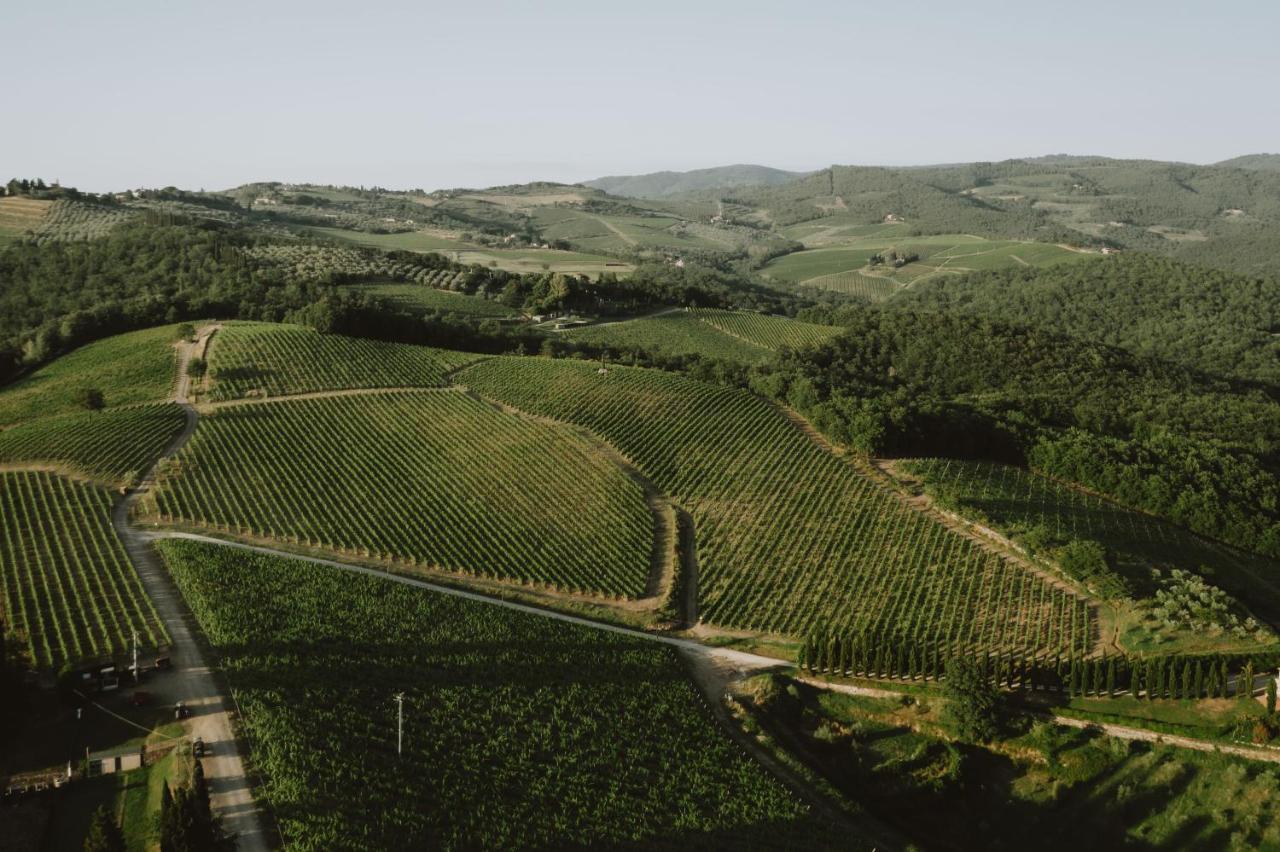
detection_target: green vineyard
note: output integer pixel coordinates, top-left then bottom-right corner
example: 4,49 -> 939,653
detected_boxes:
146,390 -> 654,598
901,458 -> 1280,621
0,324 -> 182,427
340,282 -> 520,318
689,308 -> 840,350
565,309 -> 839,364
205,322 -> 478,401
0,471 -> 168,668
157,539 -> 851,850
460,358 -> 1094,654
0,403 -> 186,486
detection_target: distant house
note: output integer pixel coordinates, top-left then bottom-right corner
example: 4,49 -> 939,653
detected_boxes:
1100,247 -> 1120,255
673,258 -> 685,268
87,746 -> 145,776
883,213 -> 902,223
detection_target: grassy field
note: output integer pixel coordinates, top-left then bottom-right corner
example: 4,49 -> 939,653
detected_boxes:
204,322 -> 478,401
0,196 -> 52,240
744,675 -> 1280,850
564,309 -> 839,364
147,390 -> 654,598
157,539 -> 859,849
0,324 -> 182,428
761,233 -> 1086,299
339,283 -> 520,318
0,471 -> 168,669
0,403 -> 186,486
900,459 -> 1280,653
460,358 -> 1093,652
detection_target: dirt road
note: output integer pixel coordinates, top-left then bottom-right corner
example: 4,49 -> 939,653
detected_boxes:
111,326 -> 270,851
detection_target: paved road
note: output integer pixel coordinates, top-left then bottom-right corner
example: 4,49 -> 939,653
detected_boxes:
111,327 -> 270,851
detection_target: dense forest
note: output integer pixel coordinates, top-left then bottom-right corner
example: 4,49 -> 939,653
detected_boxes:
758,308 -> 1280,558
893,254 -> 1280,385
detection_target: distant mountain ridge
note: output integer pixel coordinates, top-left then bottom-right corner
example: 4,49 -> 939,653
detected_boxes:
584,164 -> 804,199
1215,154 -> 1280,172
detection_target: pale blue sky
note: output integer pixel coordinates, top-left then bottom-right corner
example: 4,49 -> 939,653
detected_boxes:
2,0 -> 1276,192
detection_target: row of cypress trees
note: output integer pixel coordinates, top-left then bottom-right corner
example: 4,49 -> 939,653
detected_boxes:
798,630 -> 1271,700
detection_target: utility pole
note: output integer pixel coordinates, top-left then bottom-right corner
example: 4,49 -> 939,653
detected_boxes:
131,629 -> 139,683
393,692 -> 405,756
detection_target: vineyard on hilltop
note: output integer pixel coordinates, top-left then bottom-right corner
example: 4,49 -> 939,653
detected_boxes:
460,358 -> 1095,655
145,390 -> 655,598
204,322 -> 478,401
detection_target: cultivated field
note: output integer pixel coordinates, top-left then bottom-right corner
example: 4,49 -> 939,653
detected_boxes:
0,324 -> 182,427
565,309 -> 839,364
0,471 -> 168,668
0,196 -> 52,242
204,322 -> 478,400
146,390 -> 655,598
901,459 -> 1280,629
339,283 -> 520,318
761,232 -> 1084,299
158,539 -> 854,849
461,358 -> 1094,653
0,403 -> 186,486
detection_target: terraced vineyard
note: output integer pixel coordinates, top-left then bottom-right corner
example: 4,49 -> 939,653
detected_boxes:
0,471 -> 168,668
461,359 -> 1094,654
797,270 -> 902,301
146,390 -> 654,598
0,324 -> 182,427
0,403 -> 186,485
900,459 -> 1280,620
205,323 -> 478,401
158,540 -> 854,849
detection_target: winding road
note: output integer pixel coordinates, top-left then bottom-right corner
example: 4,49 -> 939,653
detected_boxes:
110,326 -> 271,852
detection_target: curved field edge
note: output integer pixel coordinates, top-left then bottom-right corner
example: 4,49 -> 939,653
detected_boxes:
202,322 -> 479,401
0,470 -> 169,669
142,389 -> 656,599
155,538 -> 864,849
0,403 -> 187,487
457,356 -> 1096,656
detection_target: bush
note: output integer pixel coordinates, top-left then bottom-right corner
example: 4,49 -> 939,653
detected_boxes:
78,387 -> 105,411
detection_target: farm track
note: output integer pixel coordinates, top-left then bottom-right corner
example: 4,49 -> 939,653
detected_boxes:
110,325 -> 272,852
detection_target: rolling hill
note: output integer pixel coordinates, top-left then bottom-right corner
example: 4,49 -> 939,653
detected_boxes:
585,164 -> 804,199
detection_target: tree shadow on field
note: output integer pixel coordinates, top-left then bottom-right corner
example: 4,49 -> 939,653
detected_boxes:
550,813 -> 863,851
214,635 -> 692,695
211,365 -> 268,384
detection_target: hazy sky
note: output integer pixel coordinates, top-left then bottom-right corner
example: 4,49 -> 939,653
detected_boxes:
3,0 -> 1277,192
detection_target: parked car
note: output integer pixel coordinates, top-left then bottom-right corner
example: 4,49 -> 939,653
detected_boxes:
192,737 -> 206,757
154,656 -> 172,671
174,701 -> 191,720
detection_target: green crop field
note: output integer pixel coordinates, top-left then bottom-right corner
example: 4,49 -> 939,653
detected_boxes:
0,403 -> 186,486
146,390 -> 654,598
564,311 -> 773,363
157,539 -> 855,849
761,235 -> 1085,296
691,308 -> 839,350
901,459 -> 1280,625
338,283 -> 520,318
205,322 -> 478,401
0,471 -> 168,669
461,358 -> 1094,653
565,309 -> 839,364
0,324 -> 182,427
301,225 -> 462,252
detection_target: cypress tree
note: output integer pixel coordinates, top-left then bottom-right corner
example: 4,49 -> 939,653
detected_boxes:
1219,660 -> 1230,698
895,643 -> 907,679
1130,661 -> 1141,699
1243,661 -> 1256,700
1092,658 -> 1104,696
84,805 -> 125,852
1268,676 -> 1277,715
1193,660 -> 1205,698
840,636 -> 853,676
1180,661 -> 1192,700
1105,657 -> 1116,697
